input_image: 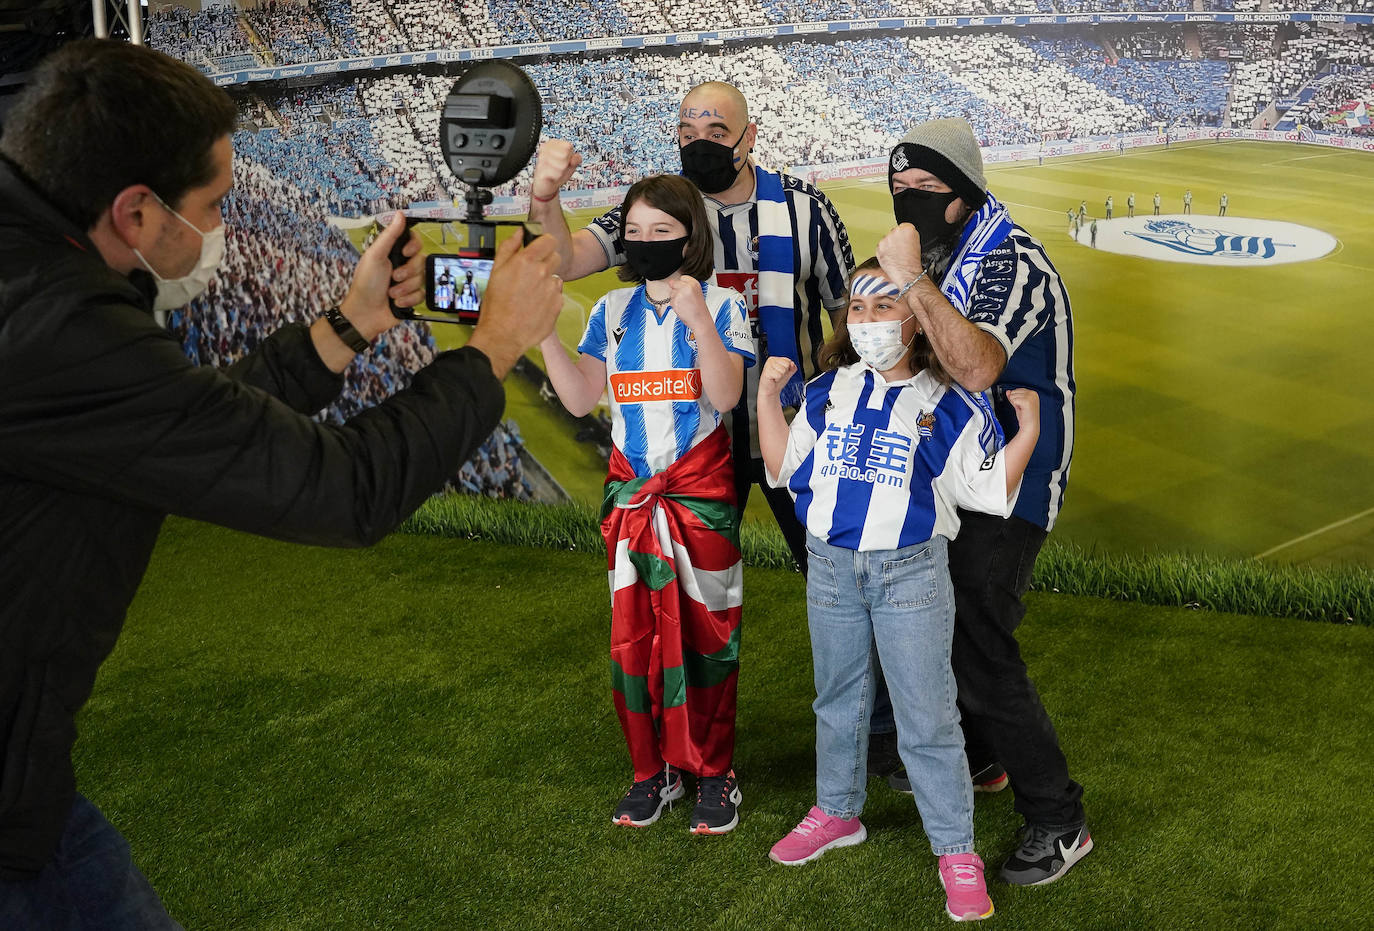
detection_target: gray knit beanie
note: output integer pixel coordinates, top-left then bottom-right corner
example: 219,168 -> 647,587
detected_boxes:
888,118 -> 987,209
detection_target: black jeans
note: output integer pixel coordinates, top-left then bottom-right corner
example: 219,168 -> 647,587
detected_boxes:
948,509 -> 1084,828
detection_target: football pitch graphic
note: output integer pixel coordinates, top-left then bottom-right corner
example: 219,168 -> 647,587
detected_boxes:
392,140 -> 1374,569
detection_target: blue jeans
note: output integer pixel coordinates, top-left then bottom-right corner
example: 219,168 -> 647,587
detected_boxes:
0,794 -> 181,930
806,533 -> 974,855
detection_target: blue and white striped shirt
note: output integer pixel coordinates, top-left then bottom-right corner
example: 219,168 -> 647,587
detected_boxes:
579,282 -> 754,478
769,364 -> 1015,552
960,224 -> 1075,531
588,173 -> 854,455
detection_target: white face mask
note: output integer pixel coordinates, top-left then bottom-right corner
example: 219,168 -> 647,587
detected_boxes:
848,317 -> 914,372
132,193 -> 226,312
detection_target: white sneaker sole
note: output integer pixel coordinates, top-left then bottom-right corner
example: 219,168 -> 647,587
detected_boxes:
769,823 -> 868,866
688,787 -> 742,835
611,782 -> 684,828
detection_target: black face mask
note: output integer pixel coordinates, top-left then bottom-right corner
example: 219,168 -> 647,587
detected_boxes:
680,133 -> 746,195
624,236 -> 688,282
893,188 -> 964,254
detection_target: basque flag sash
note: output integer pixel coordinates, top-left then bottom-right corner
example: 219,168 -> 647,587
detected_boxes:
599,426 -> 742,779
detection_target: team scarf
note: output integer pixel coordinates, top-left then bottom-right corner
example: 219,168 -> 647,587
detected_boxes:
749,165 -> 805,408
599,426 -> 742,779
939,190 -> 1014,313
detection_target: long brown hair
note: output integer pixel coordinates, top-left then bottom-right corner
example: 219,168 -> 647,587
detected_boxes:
818,257 -> 949,383
615,174 -> 715,283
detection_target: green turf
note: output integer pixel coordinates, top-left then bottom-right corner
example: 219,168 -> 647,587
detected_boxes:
353,142 -> 1374,567
400,494 -> 1374,624
78,517 -> 1374,929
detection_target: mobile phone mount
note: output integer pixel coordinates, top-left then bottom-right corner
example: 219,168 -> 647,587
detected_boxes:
387,61 -> 543,313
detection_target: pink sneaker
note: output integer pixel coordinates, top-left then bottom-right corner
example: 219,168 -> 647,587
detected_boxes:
768,806 -> 867,866
938,853 -> 995,922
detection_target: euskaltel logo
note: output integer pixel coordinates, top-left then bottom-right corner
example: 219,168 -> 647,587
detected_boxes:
609,369 -> 703,403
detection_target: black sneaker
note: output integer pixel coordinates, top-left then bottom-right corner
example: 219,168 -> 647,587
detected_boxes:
689,770 -> 742,835
999,823 -> 1093,886
611,769 -> 684,827
866,731 -> 902,780
889,761 -> 1009,796
971,763 -> 1009,794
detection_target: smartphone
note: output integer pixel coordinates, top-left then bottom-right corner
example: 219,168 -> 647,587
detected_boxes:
387,218 -> 542,324
426,252 -> 492,324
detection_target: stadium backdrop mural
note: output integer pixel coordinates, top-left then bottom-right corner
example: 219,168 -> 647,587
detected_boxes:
146,1 -> 1374,568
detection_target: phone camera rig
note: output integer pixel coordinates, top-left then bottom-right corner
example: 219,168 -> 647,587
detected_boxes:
440,60 -> 543,248
388,60 -> 543,311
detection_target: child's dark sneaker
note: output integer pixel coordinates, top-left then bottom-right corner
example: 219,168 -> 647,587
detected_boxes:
999,823 -> 1093,885
688,770 -> 741,835
611,769 -> 684,827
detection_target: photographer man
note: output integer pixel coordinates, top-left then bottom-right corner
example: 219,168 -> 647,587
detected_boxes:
0,40 -> 563,927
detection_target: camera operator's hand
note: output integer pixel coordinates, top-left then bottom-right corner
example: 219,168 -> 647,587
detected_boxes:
530,140 -> 582,202
340,211 -> 423,336
311,212 -> 422,372
468,233 -> 563,379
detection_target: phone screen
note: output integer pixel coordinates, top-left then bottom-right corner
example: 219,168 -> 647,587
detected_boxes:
427,253 -> 493,324
393,219 -> 539,324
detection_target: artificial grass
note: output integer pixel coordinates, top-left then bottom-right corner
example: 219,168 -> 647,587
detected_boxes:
401,494 -> 1374,625
78,517 -> 1374,929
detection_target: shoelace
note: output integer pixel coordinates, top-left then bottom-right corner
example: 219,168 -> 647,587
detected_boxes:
697,775 -> 731,805
791,815 -> 824,837
1019,825 -> 1058,858
947,862 -> 980,889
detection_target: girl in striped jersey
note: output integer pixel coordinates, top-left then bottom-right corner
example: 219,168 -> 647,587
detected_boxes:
538,175 -> 755,835
757,258 -> 1039,923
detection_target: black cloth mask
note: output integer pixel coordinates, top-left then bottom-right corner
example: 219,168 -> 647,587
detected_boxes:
624,236 -> 688,282
893,188 -> 964,255
680,133 -> 746,194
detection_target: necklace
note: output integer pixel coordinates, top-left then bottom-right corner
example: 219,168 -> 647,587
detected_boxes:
645,290 -> 671,307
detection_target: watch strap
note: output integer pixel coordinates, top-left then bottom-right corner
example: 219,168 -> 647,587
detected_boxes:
324,306 -> 369,353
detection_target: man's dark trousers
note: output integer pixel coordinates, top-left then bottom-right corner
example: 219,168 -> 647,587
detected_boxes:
949,509 -> 1084,828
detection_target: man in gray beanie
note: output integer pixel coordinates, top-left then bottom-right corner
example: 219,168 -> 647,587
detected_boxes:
869,117 -> 1088,887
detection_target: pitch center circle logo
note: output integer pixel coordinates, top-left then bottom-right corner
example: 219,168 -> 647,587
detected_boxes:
1076,216 -> 1337,266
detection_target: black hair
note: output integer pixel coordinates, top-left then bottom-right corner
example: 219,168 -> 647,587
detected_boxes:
0,39 -> 238,229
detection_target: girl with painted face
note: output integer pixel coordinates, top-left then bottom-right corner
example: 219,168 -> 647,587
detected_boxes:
755,258 -> 1042,924
537,175 -> 756,837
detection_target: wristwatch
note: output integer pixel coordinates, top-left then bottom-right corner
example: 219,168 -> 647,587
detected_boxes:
324,306 -> 369,353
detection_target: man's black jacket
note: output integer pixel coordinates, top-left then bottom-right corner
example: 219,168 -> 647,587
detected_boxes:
0,158 -> 504,878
